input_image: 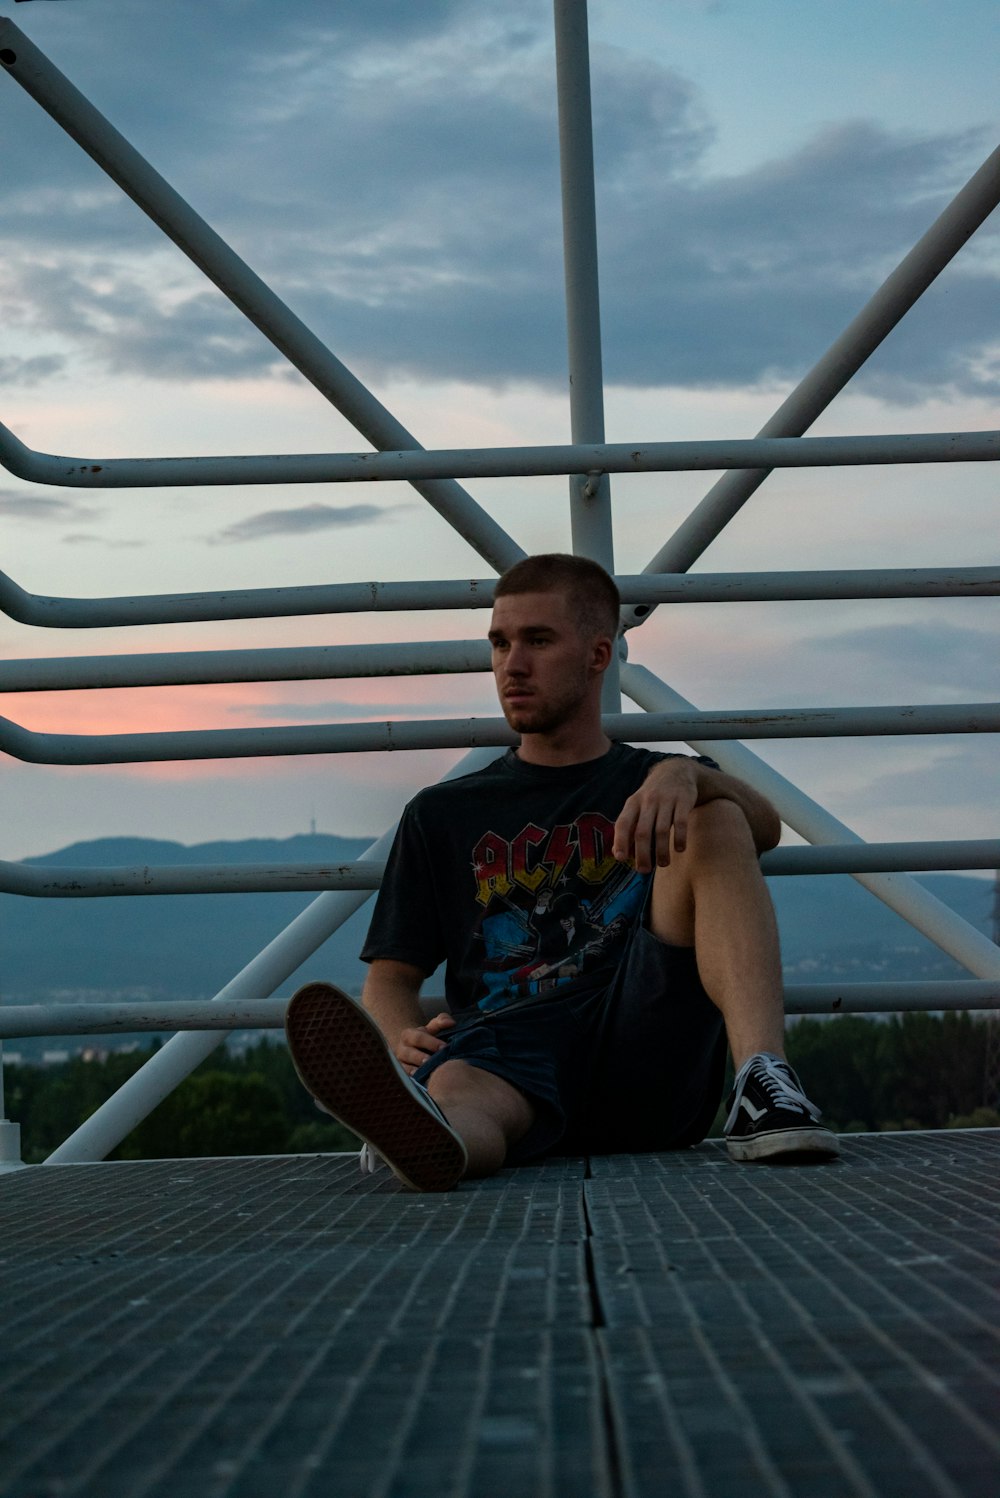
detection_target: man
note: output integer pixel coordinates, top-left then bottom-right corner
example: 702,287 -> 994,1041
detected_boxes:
285,553 -> 838,1190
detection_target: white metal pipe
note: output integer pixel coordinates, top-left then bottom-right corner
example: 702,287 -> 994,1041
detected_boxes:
5,981 -> 1000,1039
1,840 -> 997,900
0,999 -> 289,1039
784,982 -> 1000,1014
0,859 -> 386,898
0,639 -> 491,693
2,418 -> 998,490
2,565 -> 997,633
43,747 -> 504,1164
0,22 -> 523,574
762,841 -> 1000,875
627,141 -> 1000,625
553,0 -> 618,667
0,569 -> 502,630
622,661 -> 1000,982
3,702 -> 997,767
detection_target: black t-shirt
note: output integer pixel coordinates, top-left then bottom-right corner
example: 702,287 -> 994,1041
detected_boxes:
361,744 -> 718,1018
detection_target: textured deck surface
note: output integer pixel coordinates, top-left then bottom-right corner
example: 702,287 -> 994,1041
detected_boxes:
1,1133 -> 998,1498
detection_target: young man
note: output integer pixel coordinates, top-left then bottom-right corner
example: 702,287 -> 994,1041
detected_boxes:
286,553 -> 838,1190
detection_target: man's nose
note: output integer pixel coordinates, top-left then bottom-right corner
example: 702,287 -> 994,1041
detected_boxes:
506,641 -> 531,674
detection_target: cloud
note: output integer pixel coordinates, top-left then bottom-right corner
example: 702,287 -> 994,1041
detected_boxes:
1,2 -> 995,401
802,621 -> 1000,695
0,353 -> 64,386
849,740 -> 998,814
212,500 -> 403,542
0,491 -> 100,522
61,533 -> 144,548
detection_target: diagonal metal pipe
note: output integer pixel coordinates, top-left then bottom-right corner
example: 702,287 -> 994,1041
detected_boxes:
624,141 -> 1000,628
0,21 -> 523,573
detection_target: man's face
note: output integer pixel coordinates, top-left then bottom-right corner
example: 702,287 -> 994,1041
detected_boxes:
488,589 -> 606,737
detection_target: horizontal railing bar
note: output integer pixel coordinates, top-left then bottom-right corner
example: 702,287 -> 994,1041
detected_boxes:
1,842 -> 997,899
0,860 -> 387,897
0,999 -> 291,1039
785,982 -> 1000,1014
763,841 -> 1000,874
0,639 -> 491,693
621,566 -> 1000,606
1,421 -> 998,490
1,704 -> 997,766
2,982 -> 997,1038
3,566 -> 996,631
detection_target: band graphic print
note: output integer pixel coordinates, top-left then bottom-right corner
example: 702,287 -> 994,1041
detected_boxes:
470,813 -> 646,1010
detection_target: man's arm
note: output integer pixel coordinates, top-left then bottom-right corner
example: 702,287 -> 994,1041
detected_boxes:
362,957 -> 455,1075
613,756 -> 780,873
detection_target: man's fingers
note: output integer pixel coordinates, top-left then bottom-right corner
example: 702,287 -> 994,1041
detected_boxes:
396,1025 -> 449,1070
637,801 -> 675,873
670,807 -> 688,858
425,1012 -> 456,1035
612,799 -> 639,861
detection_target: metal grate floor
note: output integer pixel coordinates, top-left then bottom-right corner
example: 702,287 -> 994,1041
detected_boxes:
1,1134 -> 998,1497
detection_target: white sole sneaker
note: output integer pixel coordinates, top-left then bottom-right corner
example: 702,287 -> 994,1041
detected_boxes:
726,1126 -> 841,1162
285,982 -> 468,1192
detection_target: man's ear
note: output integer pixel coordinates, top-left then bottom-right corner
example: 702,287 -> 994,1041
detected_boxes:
590,635 -> 613,675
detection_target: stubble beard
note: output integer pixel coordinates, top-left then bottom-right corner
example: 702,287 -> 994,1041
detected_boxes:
499,677 -> 590,738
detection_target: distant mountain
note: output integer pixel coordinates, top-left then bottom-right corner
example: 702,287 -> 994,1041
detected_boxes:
3,835 -> 373,1005
771,871 -> 994,980
1,835 -> 994,1057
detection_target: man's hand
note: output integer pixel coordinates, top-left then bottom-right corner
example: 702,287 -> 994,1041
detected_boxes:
395,1011 -> 456,1075
612,757 -> 781,873
613,756 -> 701,873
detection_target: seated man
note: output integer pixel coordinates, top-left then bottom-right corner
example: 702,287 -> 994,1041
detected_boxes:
285,553 -> 838,1190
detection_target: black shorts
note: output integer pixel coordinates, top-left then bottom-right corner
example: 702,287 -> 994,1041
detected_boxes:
412,926 -> 727,1161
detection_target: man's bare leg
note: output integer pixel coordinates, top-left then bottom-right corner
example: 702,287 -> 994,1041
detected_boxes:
647,797 -> 785,1067
646,798 -> 838,1159
426,1059 -> 536,1178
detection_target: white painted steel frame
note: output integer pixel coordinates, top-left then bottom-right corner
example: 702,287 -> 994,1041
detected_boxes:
0,21 -> 524,575
1,703 -> 998,767
1,567 -> 997,633
0,10 -> 996,1163
1,842 -> 997,900
3,422 -> 999,491
4,980 -> 1000,1043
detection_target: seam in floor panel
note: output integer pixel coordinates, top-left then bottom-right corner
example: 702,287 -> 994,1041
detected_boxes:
583,1156 -> 627,1498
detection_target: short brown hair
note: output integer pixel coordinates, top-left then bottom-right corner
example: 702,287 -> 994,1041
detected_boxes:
494,553 -> 620,639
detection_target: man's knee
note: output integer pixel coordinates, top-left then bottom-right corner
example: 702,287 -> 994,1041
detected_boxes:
682,798 -> 758,866
427,1058 -> 535,1141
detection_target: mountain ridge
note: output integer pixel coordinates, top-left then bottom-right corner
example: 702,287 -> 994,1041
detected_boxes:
4,833 -> 994,1001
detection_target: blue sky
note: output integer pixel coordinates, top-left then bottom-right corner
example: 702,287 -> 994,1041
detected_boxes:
0,0 -> 997,860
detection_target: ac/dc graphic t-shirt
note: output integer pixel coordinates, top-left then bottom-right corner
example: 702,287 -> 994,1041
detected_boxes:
361,744 -> 719,1018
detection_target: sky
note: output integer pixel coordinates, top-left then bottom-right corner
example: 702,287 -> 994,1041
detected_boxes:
0,0 -> 997,863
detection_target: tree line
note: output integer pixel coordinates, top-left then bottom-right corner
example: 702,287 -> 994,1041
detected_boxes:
4,1010 -> 997,1164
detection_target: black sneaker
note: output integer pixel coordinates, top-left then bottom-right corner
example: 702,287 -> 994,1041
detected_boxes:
285,982 -> 468,1192
724,1052 -> 840,1162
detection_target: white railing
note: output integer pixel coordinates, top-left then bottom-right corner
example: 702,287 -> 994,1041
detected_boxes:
0,7 -> 997,1166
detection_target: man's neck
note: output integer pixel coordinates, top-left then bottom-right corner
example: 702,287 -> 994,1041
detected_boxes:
515,727 -> 613,768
